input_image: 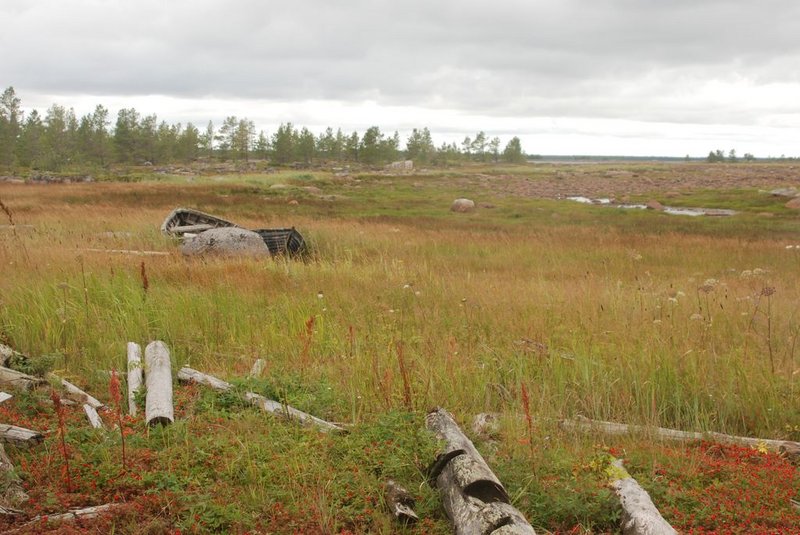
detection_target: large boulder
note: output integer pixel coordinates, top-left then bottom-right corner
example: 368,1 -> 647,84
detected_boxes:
180,227 -> 271,257
786,198 -> 800,210
451,198 -> 476,213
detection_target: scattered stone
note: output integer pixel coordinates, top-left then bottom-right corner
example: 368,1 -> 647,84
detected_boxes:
472,412 -> 500,439
302,186 -> 322,194
646,200 -> 664,211
180,228 -> 271,257
287,200 -> 299,206
786,198 -> 800,210
450,198 -> 476,213
269,183 -> 290,190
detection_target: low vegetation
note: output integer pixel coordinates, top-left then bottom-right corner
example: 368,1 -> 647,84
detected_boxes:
0,161 -> 799,533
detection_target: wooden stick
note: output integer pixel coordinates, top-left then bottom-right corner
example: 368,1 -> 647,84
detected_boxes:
176,366 -> 346,433
47,374 -> 104,409
126,342 -> 143,417
608,458 -> 677,535
144,341 -> 174,426
81,248 -> 170,256
426,407 -> 536,535
0,367 -> 43,391
177,366 -> 233,391
561,416 -> 800,459
83,404 -> 104,429
384,479 -> 419,524
244,393 -> 346,433
0,424 -> 44,448
24,503 -> 120,525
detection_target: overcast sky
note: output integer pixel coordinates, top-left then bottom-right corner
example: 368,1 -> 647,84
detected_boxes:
3,0 -> 800,156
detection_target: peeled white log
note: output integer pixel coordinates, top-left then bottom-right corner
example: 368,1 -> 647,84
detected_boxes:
81,248 -> 170,256
384,479 -> 419,524
126,342 -> 143,417
609,459 -> 677,535
83,404 -> 104,429
177,366 -> 233,391
0,367 -> 43,391
245,392 -> 346,433
144,341 -> 174,426
47,373 -> 104,408
250,358 -> 266,377
0,443 -> 28,508
0,424 -> 44,448
0,392 -> 11,404
561,416 -> 800,457
426,407 -> 536,535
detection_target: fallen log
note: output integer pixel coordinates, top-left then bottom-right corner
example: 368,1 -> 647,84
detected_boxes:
0,443 -> 28,509
144,341 -> 174,426
608,458 -> 677,535
83,404 -> 104,429
22,503 -> 120,527
0,424 -> 44,448
561,416 -> 800,460
81,248 -> 170,256
0,367 -> 43,391
47,374 -> 104,409
176,366 -> 346,433
426,407 -> 536,535
245,393 -> 346,433
126,342 -> 143,417
384,479 -> 419,524
177,366 -> 233,391
0,393 -> 11,404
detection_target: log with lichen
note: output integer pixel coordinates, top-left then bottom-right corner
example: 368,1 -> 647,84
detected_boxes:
607,458 -> 677,535
426,407 -> 536,535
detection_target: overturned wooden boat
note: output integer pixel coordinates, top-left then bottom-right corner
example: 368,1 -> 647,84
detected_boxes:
161,208 -> 307,257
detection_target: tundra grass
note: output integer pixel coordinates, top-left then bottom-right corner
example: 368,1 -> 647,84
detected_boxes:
0,164 -> 799,533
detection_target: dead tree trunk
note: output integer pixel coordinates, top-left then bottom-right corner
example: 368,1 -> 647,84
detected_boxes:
144,341 -> 174,426
244,392 -> 346,433
83,404 -> 104,429
0,367 -> 43,391
608,459 -> 677,535
47,374 -> 104,409
176,366 -> 346,433
0,393 -> 11,404
126,342 -> 143,417
426,407 -> 536,535
0,424 -> 44,448
561,416 -> 800,460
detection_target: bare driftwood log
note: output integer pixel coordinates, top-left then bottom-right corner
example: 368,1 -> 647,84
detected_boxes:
0,367 -> 43,391
561,416 -> 800,459
17,503 -> 121,529
384,479 -> 419,524
126,342 -> 143,417
83,404 -> 104,429
0,392 -> 11,404
177,366 -> 233,391
176,366 -> 346,433
245,392 -> 346,433
47,374 -> 104,409
144,341 -> 174,426
608,458 -> 677,535
0,424 -> 44,448
426,407 -> 536,535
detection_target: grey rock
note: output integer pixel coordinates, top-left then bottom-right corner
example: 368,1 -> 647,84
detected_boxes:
180,228 -> 271,257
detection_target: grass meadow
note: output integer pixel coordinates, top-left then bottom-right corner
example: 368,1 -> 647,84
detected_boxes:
1,162 -> 799,533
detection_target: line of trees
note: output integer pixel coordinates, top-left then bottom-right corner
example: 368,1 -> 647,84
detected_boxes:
0,87 -> 527,171
706,149 -> 755,163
